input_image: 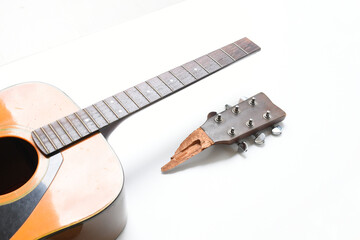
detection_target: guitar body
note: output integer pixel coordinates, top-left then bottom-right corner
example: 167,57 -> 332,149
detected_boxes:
0,82 -> 126,240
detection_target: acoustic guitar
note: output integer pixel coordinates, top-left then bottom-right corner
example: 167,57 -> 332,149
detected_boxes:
0,38 -> 260,240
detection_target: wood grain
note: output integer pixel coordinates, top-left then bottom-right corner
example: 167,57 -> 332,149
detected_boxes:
161,128 -> 214,172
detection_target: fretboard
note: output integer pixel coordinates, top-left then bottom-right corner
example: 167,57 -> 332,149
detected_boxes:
32,37 -> 260,156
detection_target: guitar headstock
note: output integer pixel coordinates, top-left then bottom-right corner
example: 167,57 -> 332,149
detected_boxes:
201,92 -> 286,151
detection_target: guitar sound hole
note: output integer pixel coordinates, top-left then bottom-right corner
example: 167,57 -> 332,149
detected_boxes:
0,137 -> 38,195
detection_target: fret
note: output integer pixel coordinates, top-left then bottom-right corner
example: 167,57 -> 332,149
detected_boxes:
123,91 -> 141,109
194,59 -> 209,73
207,54 -> 222,67
234,37 -> 260,54
85,105 -> 108,128
102,99 -> 121,119
125,87 -> 149,108
145,81 -> 162,97
195,55 -> 220,73
182,61 -> 207,79
146,77 -> 171,96
158,72 -> 183,91
136,82 -> 161,102
56,120 -> 74,142
113,95 -> 130,113
220,48 -> 235,61
49,123 -> 65,146
94,101 -> 118,123
83,109 -> 100,129
222,43 -> 246,60
114,92 -> 139,113
74,112 -> 92,133
168,71 -> 185,85
42,125 -> 64,150
157,76 -> 174,92
104,97 -> 128,117
233,42 -> 247,54
134,86 -> 151,102
59,118 -> 80,141
171,66 -> 196,85
93,104 -> 110,124
181,65 -> 199,80
76,109 -> 99,132
208,49 -> 234,67
40,127 -> 58,150
65,116 -> 82,137
66,114 -> 89,137
33,130 -> 50,154
35,128 -> 56,152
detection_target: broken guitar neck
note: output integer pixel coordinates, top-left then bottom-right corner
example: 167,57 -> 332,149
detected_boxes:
32,37 -> 260,157
162,93 -> 286,172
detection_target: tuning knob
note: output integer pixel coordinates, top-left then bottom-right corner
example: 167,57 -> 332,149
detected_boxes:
271,125 -> 283,136
254,133 -> 266,145
237,141 -> 248,153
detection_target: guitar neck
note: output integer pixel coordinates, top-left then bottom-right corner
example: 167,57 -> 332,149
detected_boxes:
32,37 -> 260,156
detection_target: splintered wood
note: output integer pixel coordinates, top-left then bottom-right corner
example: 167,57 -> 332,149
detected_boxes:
161,128 -> 214,172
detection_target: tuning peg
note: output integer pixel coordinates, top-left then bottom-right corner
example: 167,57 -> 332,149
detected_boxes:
271,125 -> 283,136
232,105 -> 240,114
225,104 -> 231,110
214,113 -> 223,123
246,118 -> 254,128
228,127 -> 235,136
207,111 -> 217,119
263,110 -> 271,119
254,132 -> 266,145
249,97 -> 256,106
237,141 -> 248,153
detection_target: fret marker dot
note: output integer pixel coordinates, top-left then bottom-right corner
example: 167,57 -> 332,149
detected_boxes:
85,119 -> 89,122
194,68 -> 198,71
119,110 -> 122,113
147,90 -> 151,93
170,79 -> 174,82
110,100 -> 114,103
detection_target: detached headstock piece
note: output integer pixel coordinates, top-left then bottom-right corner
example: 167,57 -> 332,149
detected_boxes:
161,92 -> 286,172
202,92 -> 285,150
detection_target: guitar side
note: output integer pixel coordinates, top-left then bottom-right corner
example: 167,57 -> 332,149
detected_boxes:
0,82 -> 126,240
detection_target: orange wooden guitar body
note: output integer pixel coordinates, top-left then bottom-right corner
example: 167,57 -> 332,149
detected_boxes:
0,82 -> 126,239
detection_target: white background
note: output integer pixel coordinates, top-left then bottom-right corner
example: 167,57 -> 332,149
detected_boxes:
1,0 -> 360,239
0,0 -> 183,66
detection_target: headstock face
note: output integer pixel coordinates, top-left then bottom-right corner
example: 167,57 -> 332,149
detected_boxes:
201,93 -> 286,145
